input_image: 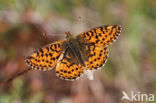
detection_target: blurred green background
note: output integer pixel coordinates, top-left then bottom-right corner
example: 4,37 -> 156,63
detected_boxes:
0,0 -> 156,103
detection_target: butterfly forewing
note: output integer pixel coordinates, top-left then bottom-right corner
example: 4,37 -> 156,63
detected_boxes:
25,41 -> 65,71
76,25 -> 121,47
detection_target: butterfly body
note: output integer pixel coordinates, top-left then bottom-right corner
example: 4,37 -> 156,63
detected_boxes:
64,33 -> 88,67
26,25 -> 122,81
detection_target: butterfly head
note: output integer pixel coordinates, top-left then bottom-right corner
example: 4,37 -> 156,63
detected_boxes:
66,31 -> 73,40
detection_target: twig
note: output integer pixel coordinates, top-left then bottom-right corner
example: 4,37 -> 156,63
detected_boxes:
0,68 -> 31,87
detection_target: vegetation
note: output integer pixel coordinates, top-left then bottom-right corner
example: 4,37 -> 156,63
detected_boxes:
0,0 -> 156,103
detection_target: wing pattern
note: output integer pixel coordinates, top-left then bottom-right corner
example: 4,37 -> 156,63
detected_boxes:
25,41 -> 65,71
55,49 -> 84,81
77,25 -> 121,47
85,45 -> 108,70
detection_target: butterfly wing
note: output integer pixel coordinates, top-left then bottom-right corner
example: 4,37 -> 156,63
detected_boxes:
76,25 -> 121,47
85,45 -> 108,70
75,25 -> 121,70
55,48 -> 84,81
25,40 -> 65,71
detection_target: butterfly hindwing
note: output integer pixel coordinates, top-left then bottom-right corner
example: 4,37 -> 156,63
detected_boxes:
85,45 -> 108,70
55,49 -> 84,81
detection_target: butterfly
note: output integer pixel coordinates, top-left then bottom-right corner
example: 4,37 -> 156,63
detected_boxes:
25,25 -> 122,81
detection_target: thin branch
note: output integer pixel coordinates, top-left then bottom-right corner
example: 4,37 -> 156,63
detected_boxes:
0,68 -> 31,87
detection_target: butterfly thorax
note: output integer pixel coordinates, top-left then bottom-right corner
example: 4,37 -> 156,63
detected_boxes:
65,32 -> 86,67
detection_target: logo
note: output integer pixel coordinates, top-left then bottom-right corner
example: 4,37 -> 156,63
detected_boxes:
121,91 -> 154,102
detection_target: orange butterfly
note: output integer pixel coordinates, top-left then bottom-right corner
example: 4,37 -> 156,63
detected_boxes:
25,25 -> 122,81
